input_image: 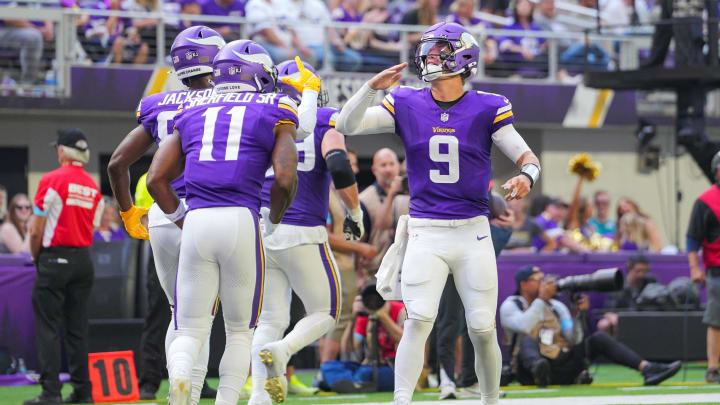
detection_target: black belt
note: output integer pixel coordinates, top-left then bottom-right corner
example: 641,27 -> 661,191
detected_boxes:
708,267 -> 720,278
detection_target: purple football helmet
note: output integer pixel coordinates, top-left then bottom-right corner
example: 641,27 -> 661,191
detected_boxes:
170,26 -> 226,82
414,22 -> 480,82
275,59 -> 328,106
213,40 -> 277,94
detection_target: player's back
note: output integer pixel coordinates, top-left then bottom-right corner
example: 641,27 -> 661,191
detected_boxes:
381,86 -> 514,220
261,107 -> 338,227
174,91 -> 299,213
137,88 -> 214,197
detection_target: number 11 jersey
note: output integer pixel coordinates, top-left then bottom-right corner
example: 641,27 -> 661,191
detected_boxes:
174,92 -> 299,214
380,86 -> 514,220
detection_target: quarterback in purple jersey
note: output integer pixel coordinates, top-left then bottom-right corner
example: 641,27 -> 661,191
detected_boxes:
337,22 -> 541,405
147,39 -> 299,405
107,25 -> 224,403
249,58 -> 363,404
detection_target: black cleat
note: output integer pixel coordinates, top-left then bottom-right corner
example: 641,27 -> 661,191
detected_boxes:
643,361 -> 681,386
138,383 -> 157,400
62,392 -> 93,404
23,394 -> 62,405
531,358 -> 551,388
706,368 -> 720,383
200,380 -> 218,399
574,369 -> 593,385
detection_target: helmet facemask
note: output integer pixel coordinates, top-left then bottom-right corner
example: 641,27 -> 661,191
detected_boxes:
415,39 -> 457,82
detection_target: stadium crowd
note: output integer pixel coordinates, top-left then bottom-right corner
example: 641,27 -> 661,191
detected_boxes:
0,0 -> 658,88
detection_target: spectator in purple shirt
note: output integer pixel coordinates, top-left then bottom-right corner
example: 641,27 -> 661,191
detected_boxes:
93,198 -> 127,243
79,0 -> 149,64
498,0 -> 548,77
447,0 -> 498,65
200,0 -> 245,40
534,198 -> 588,253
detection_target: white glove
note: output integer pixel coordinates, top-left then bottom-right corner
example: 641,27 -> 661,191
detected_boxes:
260,207 -> 279,237
343,206 -> 364,241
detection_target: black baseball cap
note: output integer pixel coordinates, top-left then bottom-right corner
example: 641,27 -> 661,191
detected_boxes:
53,129 -> 89,152
515,265 -> 542,285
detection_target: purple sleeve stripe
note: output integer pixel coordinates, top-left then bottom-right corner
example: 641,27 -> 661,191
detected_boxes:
492,116 -> 514,132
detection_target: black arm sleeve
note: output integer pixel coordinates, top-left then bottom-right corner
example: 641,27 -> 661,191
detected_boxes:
687,199 -> 711,241
324,149 -> 357,189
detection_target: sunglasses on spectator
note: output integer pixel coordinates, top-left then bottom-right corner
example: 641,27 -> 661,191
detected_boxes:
15,205 -> 32,210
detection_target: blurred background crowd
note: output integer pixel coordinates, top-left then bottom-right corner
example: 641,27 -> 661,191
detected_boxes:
0,0 -> 659,89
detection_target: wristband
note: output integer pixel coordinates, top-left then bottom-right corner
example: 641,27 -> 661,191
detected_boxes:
164,201 -> 186,223
520,163 -> 540,188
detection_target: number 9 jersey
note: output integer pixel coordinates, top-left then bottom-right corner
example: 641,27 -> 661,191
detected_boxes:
174,92 -> 299,214
380,86 -> 514,220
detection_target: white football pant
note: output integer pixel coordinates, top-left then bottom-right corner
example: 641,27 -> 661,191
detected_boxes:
167,207 -> 262,405
394,215 -> 501,405
148,202 -> 210,405
250,241 -> 340,397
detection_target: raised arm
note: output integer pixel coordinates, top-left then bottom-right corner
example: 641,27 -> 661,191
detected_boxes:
146,132 -> 186,228
108,124 -> 155,239
280,57 -> 321,140
335,63 -> 407,136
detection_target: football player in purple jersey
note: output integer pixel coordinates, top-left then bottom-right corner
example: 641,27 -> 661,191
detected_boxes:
147,39 -> 299,405
248,58 -> 364,404
107,25 -> 225,404
336,22 -> 541,405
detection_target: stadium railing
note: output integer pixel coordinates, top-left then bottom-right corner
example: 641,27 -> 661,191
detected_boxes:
0,5 -> 651,98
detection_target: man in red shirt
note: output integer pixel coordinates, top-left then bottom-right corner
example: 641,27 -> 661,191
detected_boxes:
25,129 -> 103,405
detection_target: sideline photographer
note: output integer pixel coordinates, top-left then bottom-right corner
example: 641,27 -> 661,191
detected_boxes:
320,279 -> 405,393
499,266 -> 681,387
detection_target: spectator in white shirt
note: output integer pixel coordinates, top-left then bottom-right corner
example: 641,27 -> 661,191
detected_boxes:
294,0 -> 362,71
246,0 -> 315,64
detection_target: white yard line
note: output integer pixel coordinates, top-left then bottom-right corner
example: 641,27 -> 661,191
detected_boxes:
348,393 -> 720,405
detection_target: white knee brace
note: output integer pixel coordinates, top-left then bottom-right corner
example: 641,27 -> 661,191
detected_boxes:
467,309 -> 495,335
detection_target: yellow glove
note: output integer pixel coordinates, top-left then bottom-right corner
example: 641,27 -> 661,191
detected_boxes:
120,204 -> 150,240
280,56 -> 322,93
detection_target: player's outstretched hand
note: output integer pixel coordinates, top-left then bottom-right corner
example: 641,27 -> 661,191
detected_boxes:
279,56 -> 321,93
502,175 -> 531,201
119,205 -> 149,240
367,62 -> 408,91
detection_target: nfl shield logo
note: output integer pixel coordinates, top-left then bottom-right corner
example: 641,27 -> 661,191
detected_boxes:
229,66 -> 237,75
440,112 -> 449,122
185,51 -> 194,60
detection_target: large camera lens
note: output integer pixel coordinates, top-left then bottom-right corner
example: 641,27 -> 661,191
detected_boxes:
556,268 -> 624,293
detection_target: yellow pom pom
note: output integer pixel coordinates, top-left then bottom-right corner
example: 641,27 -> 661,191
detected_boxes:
568,153 -> 600,182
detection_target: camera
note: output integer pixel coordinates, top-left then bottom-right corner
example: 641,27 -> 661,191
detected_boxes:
556,268 -> 624,293
401,175 -> 410,195
360,281 -> 386,313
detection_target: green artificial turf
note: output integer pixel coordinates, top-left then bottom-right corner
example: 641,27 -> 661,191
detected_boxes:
2,363 -> 720,404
